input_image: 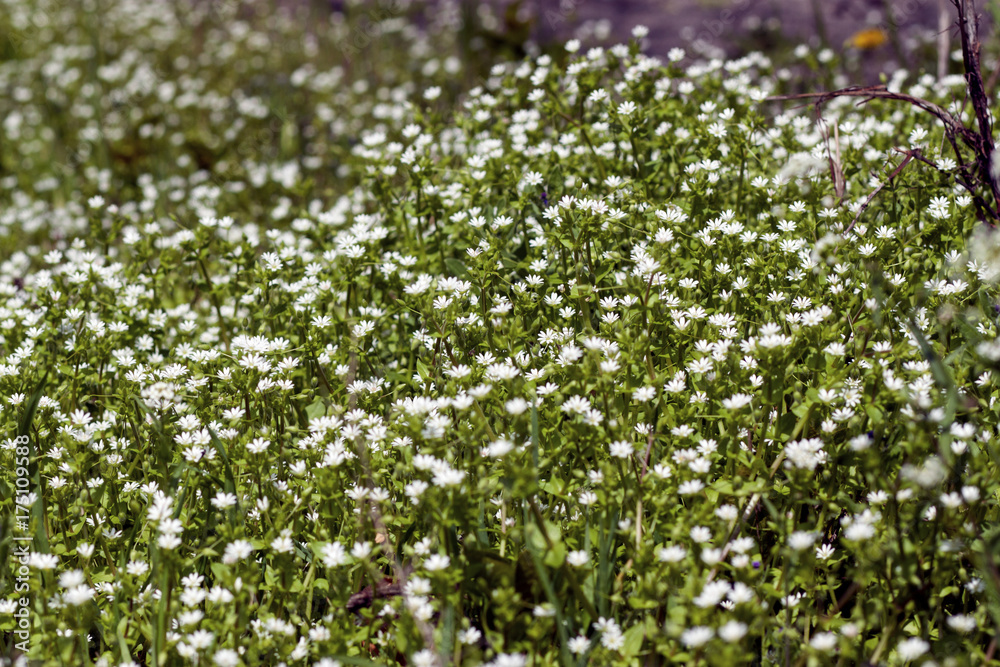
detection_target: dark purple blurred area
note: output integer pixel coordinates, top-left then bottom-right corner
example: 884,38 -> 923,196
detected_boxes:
456,0 -> 946,62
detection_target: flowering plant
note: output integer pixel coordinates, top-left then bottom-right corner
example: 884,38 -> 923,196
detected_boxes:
2,1 -> 1000,666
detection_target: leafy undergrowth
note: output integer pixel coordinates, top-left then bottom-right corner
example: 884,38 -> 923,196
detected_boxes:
3,1 -> 1000,665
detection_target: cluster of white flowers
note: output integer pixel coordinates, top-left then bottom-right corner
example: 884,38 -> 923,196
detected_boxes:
0,0 -> 997,663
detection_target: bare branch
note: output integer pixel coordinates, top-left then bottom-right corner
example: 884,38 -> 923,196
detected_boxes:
954,0 -> 1000,215
815,106 -> 845,204
845,149 -> 920,236
767,86 -> 962,136
766,83 -> 999,221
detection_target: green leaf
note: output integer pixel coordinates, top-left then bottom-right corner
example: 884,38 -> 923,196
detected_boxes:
303,398 -> 326,420
540,477 -> 566,498
207,427 -> 243,524
865,404 -> 884,426
906,316 -> 958,427
543,539 -> 566,568
444,258 -> 470,279
211,562 -> 231,583
621,621 -> 646,658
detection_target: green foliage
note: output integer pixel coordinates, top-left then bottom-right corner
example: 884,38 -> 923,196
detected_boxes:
2,0 -> 1000,666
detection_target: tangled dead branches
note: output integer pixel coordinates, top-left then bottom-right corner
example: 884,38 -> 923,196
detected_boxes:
767,0 -> 1000,224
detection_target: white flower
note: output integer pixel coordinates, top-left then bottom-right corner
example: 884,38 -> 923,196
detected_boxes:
690,526 -> 712,543
533,604 -> 555,618
486,438 -> 514,458
678,480 -> 705,495
351,541 -> 372,559
223,540 -> 253,565
950,422 -> 975,439
63,583 -> 94,606
632,386 -> 656,402
568,635 -> 590,654
424,554 -> 451,571
843,522 -> 875,541
784,438 -> 827,471
721,393 -> 753,410
458,627 -> 483,645
211,492 -> 238,509
321,542 -> 347,567
718,621 -> 747,642
788,531 -> 817,551
212,649 -> 241,667
271,530 -> 294,554
810,632 -> 837,650
962,486 -> 981,503
680,626 -> 713,647
657,545 -> 686,562
946,614 -> 976,633
609,440 -> 634,458
896,637 -> 929,661
411,649 -> 438,667
505,398 -> 529,415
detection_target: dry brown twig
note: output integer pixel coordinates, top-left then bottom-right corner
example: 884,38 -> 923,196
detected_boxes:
768,84 -> 997,222
952,0 -> 1000,209
767,0 -> 1000,223
817,112 -> 845,204
845,148 -> 924,236
342,329 -> 441,659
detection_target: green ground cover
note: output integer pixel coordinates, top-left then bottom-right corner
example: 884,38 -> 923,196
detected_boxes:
3,0 -> 1000,664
